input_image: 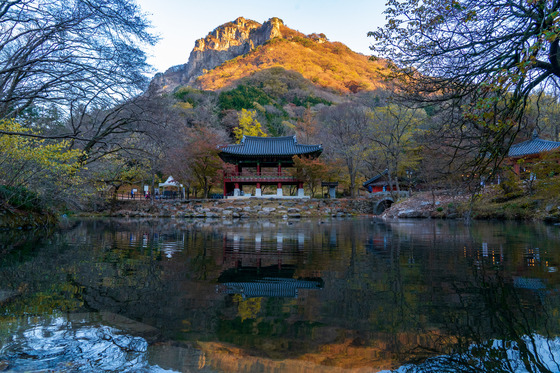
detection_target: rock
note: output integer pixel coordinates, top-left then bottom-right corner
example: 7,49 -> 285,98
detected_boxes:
397,209 -> 422,218
0,360 -> 9,371
150,17 -> 284,92
262,207 -> 276,213
0,290 -> 18,304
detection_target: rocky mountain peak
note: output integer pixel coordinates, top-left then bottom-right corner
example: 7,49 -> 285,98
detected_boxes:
150,17 -> 284,93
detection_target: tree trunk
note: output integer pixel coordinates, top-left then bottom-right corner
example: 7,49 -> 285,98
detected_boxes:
110,185 -> 121,212
203,177 -> 209,199
150,172 -> 155,206
348,162 -> 356,198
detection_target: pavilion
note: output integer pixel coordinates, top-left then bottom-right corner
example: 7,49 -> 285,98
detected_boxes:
218,135 -> 323,198
507,131 -> 560,175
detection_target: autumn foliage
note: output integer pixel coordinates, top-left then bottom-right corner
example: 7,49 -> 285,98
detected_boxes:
195,34 -> 388,93
291,155 -> 332,197
233,109 -> 267,143
165,126 -> 230,198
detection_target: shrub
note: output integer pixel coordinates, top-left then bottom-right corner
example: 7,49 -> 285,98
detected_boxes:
0,185 -> 43,212
291,95 -> 331,107
218,85 -> 272,111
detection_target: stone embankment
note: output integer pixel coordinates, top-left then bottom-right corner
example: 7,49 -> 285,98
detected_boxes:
105,198 -> 379,219
381,191 -> 469,219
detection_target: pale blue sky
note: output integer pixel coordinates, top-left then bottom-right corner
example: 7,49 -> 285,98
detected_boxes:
136,0 -> 388,74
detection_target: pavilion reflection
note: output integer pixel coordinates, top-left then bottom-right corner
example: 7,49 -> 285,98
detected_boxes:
222,230 -> 310,268
218,229 -> 324,298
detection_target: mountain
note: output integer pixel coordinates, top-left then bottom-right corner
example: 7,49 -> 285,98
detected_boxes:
150,17 -> 388,94
150,17 -> 283,92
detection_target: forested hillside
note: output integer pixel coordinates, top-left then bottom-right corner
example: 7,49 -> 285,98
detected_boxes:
194,29 -> 388,93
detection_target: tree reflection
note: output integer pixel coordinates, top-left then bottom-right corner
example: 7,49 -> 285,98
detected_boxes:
403,262 -> 560,373
1,219 -> 560,372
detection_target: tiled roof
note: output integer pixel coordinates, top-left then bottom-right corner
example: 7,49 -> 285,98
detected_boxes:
508,136 -> 560,157
219,136 -> 322,157
218,278 -> 323,298
363,170 -> 388,187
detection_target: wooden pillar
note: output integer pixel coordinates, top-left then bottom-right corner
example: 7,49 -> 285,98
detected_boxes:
257,162 -> 261,175
297,182 -> 304,197
278,162 -> 281,176
222,170 -> 226,197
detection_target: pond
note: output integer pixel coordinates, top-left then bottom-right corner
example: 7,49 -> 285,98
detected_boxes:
1,217 -> 560,372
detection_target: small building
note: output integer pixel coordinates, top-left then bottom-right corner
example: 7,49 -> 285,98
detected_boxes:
218,135 -> 323,198
363,170 -> 398,193
507,132 -> 560,175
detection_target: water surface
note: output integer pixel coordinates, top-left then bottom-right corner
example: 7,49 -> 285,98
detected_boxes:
1,218 -> 560,372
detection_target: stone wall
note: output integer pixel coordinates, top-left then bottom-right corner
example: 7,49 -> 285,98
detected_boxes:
107,198 -> 378,219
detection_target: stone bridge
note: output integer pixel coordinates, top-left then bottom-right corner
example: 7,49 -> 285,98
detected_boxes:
367,191 -> 410,215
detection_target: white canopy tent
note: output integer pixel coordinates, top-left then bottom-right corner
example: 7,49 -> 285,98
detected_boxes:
158,176 -> 184,199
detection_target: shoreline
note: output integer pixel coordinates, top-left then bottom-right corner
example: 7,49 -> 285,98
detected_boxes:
5,188 -> 560,229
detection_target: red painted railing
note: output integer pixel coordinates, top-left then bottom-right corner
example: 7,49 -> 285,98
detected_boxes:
224,170 -> 299,182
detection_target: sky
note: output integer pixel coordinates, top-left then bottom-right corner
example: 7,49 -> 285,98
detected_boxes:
135,0 -> 388,74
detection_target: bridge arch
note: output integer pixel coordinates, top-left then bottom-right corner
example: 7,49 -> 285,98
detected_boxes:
374,198 -> 394,215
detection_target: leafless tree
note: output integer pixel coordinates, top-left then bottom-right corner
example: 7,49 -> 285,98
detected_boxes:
367,104 -> 424,194
65,94 -> 176,164
318,103 -> 371,197
370,0 -> 560,177
0,0 -> 156,127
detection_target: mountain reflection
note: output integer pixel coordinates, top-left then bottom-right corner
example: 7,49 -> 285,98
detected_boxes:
0,218 -> 560,372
